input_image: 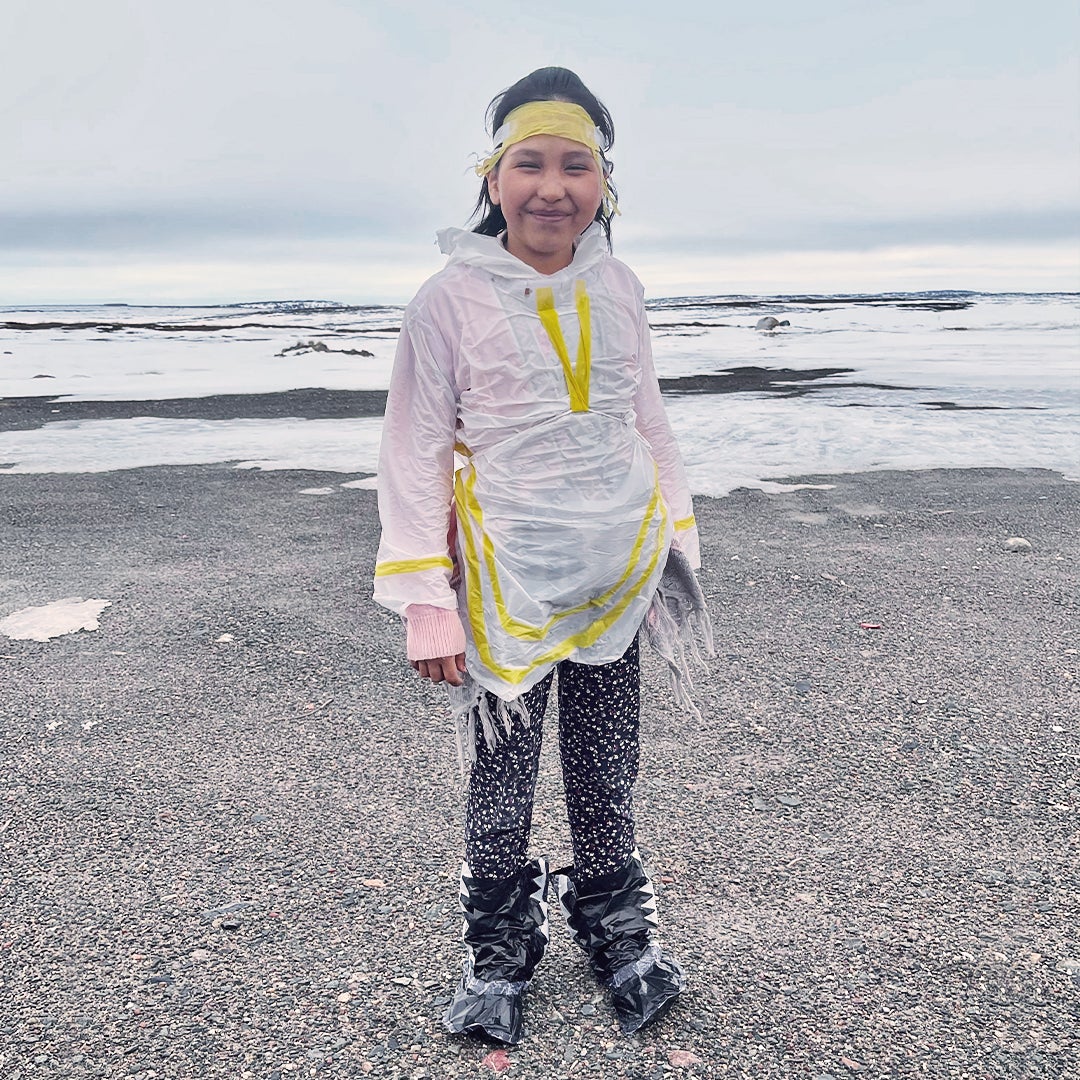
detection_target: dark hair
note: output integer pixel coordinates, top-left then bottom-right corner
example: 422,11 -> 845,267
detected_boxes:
470,67 -> 618,248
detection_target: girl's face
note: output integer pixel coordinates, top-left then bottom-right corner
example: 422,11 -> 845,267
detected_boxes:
487,133 -> 603,275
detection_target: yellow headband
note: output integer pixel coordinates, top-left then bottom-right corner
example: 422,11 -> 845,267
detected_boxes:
475,100 -> 619,218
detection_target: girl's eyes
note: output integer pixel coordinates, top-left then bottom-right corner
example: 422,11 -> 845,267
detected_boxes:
512,162 -> 593,174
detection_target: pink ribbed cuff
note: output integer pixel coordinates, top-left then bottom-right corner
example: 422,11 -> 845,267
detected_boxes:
405,604 -> 467,661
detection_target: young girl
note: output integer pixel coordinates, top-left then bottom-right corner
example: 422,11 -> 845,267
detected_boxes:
373,67 -> 710,1045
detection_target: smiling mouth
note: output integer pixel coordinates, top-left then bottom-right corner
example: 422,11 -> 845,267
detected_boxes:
529,210 -> 570,221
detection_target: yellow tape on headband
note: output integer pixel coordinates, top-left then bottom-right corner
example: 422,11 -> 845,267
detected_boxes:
475,100 -> 619,217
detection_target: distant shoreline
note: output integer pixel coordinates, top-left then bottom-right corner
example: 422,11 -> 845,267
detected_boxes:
3,289 -> 1077,315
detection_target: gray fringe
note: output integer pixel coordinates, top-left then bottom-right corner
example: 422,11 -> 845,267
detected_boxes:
642,547 -> 715,724
448,674 -> 533,773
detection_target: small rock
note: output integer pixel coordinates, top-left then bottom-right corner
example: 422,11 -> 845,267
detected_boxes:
201,901 -> 253,923
668,1049 -> 703,1068
481,1049 -> 512,1073
1004,537 -> 1032,552
794,679 -> 811,693
579,1003 -> 596,1016
1055,958 -> 1080,974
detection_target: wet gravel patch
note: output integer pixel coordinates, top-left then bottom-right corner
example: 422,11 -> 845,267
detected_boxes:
1,464 -> 1077,1078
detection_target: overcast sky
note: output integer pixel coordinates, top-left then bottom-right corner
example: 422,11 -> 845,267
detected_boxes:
2,0 -> 1078,303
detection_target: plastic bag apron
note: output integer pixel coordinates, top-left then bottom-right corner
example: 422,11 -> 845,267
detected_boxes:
454,409 -> 672,701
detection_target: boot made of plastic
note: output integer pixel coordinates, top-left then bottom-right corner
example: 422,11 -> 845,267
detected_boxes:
555,850 -> 685,1035
442,857 -> 549,1044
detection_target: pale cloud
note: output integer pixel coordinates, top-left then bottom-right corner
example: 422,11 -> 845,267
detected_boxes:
1,0 -> 1077,300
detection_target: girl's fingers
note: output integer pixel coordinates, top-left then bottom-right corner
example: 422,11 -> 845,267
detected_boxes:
414,656 -> 465,686
439,656 -> 464,685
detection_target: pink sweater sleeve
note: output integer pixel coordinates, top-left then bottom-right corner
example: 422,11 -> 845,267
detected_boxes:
405,604 -> 467,661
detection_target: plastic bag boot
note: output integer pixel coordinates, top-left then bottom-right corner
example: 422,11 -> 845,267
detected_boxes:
555,849 -> 685,1035
442,858 -> 549,1044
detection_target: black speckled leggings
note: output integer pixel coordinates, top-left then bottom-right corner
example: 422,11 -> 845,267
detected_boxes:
464,637 -> 640,883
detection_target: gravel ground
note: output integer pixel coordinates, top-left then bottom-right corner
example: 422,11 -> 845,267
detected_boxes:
1,463 -> 1077,1079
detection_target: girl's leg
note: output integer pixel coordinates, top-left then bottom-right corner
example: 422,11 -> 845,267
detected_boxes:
554,636 -> 685,1035
447,677 -> 554,1044
557,635 -> 640,880
464,674 -> 553,881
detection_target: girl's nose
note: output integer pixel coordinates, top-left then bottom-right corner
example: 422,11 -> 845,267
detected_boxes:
537,170 -> 566,200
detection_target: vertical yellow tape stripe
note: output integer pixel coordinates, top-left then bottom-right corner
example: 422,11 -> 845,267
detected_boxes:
574,279 -> 590,410
536,282 -> 591,412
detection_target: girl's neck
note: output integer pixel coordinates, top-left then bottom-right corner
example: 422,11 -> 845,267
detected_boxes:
500,231 -> 581,276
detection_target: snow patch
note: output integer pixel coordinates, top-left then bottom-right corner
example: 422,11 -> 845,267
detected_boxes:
1,598 -> 112,641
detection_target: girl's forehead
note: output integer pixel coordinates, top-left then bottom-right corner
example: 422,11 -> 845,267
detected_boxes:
503,133 -> 595,158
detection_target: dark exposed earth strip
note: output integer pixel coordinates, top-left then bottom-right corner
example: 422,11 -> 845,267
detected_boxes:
0,368 -> 937,433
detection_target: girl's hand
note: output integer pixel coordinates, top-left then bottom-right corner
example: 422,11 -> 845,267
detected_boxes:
411,654 -> 467,686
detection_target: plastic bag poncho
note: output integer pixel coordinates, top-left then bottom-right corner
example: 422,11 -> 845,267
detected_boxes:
373,224 -> 701,711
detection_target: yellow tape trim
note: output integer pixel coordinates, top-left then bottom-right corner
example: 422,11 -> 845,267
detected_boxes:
458,466 -> 660,641
674,515 -> 696,532
374,555 -> 453,578
536,280 -> 591,412
454,466 -> 669,685
476,101 -> 600,177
